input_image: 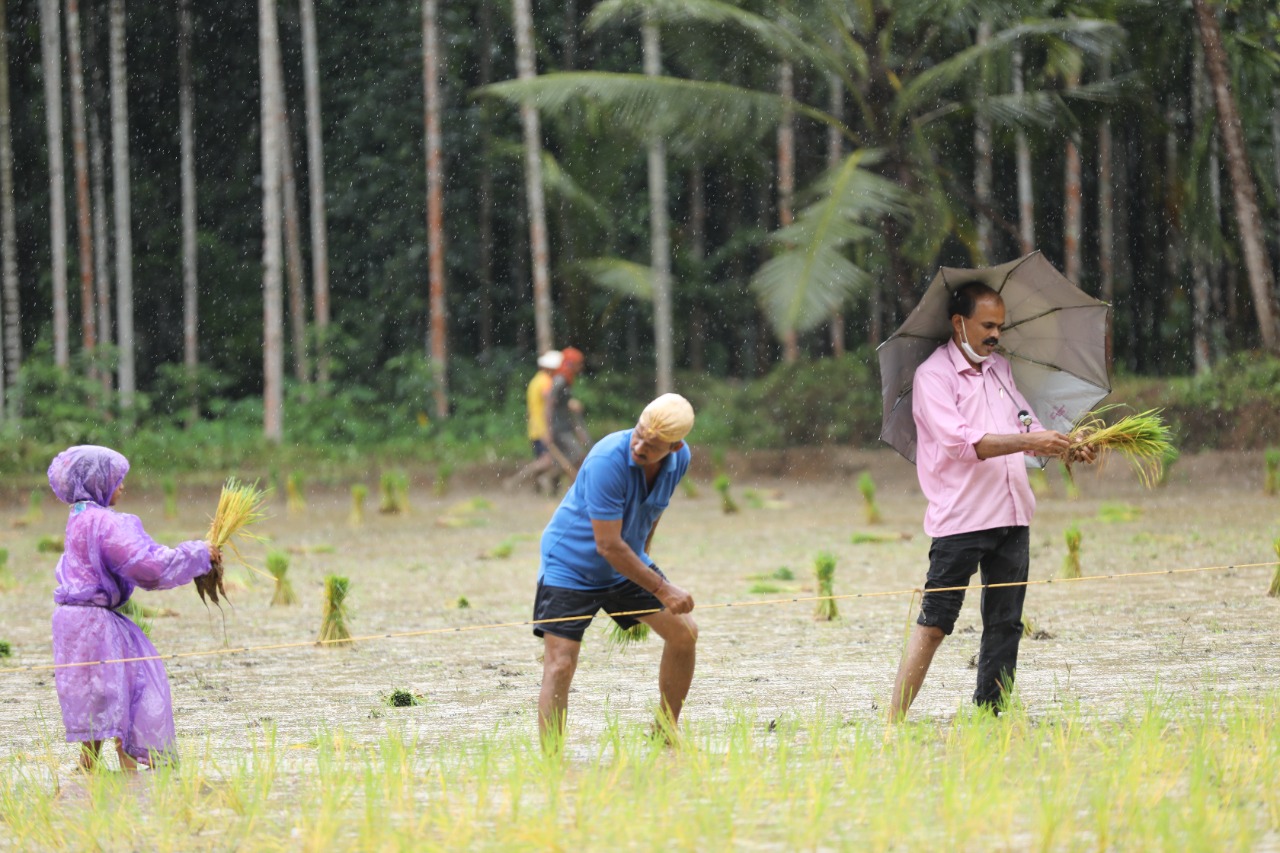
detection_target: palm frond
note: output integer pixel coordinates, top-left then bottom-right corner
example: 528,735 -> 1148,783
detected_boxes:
587,0 -> 810,61
576,257 -> 654,301
491,140 -> 609,224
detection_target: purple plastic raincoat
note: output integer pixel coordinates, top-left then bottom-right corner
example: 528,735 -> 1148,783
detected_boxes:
48,445 -> 211,763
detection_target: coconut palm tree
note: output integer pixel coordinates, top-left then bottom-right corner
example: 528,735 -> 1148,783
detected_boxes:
0,0 -> 20,411
423,0 -> 448,417
39,0 -> 69,370
260,0 -> 284,442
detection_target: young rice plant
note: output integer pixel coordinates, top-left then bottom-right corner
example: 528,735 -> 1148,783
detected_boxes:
814,551 -> 838,621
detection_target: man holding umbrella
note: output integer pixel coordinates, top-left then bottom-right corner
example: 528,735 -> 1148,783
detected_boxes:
887,280 -> 1096,720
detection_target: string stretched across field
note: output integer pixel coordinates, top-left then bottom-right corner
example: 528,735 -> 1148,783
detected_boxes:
1,559 -> 1276,677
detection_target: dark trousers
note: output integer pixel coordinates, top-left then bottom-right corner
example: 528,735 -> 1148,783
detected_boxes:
917,526 -> 1030,708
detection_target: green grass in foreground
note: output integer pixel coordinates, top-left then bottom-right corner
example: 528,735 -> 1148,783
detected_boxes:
2,691 -> 1277,849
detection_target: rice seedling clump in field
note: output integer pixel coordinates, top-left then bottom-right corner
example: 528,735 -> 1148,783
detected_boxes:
0,640 -> 11,657
349,483 -> 368,526
0,548 -> 13,591
1265,448 -> 1280,496
379,471 -> 409,514
203,478 -> 270,606
454,595 -> 470,609
714,474 -> 739,515
433,462 -> 453,497
1269,538 -> 1280,598
36,535 -> 63,553
1062,524 -> 1082,579
286,473 -> 306,513
814,551 -> 838,621
385,689 -> 421,707
858,472 -> 882,524
1068,408 -> 1175,489
267,550 -> 296,606
318,575 -> 353,646
605,620 -> 650,648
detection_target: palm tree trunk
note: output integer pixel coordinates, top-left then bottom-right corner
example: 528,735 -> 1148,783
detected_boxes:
40,0 -> 70,369
688,165 -> 706,372
475,0 -> 494,354
260,0 -> 284,443
0,0 -> 22,409
1097,50 -> 1114,337
1012,47 -> 1034,256
973,20 -> 992,262
299,0 -> 330,384
1063,129 -> 1082,285
512,0 -> 553,355
108,0 -> 134,406
277,98 -> 308,384
87,9 -> 110,391
825,72 -> 845,357
1193,0 -> 1278,351
65,0 -> 96,365
422,0 -> 448,418
643,19 -> 673,392
1191,43 -> 1212,375
178,0 -> 198,419
777,59 -> 798,362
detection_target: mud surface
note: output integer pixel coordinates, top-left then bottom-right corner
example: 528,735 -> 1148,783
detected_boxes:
2,449 -> 1278,768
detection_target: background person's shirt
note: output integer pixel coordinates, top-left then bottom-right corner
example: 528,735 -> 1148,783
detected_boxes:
526,371 -> 552,441
912,340 -> 1041,538
539,428 -> 691,590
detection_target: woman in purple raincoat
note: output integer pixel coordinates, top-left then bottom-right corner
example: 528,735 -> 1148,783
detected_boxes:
49,445 -> 219,770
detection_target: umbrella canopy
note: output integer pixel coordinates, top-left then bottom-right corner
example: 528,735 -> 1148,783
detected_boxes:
878,252 -> 1111,465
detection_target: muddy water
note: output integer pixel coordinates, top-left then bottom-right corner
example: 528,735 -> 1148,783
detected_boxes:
1,449 -> 1277,768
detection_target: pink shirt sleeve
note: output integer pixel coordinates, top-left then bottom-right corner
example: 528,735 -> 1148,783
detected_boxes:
913,367 -> 984,463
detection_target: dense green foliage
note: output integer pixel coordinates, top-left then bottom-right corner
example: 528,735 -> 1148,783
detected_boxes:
2,0 -> 1278,457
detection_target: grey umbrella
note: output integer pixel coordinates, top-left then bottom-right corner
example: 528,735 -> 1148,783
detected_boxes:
878,252 -> 1111,465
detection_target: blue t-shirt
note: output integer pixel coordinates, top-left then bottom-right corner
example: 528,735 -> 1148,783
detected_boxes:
539,428 -> 691,591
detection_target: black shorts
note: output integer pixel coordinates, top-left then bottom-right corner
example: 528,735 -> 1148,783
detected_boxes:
532,565 -> 667,642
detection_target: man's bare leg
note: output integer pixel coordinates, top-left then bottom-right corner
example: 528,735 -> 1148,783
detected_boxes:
888,624 -> 946,722
639,611 -> 698,731
538,634 -> 581,749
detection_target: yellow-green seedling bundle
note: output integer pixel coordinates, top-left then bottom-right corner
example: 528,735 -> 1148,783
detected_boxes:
814,551 -> 838,621
1265,449 -> 1280,497
714,474 -> 739,515
36,535 -> 64,554
857,472 -> 882,524
1269,538 -> 1280,599
1068,408 -> 1175,489
350,484 -> 368,526
606,620 -> 651,648
379,471 -> 410,514
433,462 -> 454,497
1062,524 -> 1082,579
286,473 -> 306,514
202,478 -> 270,606
0,548 -> 12,591
267,550 -> 296,606
318,575 -> 353,646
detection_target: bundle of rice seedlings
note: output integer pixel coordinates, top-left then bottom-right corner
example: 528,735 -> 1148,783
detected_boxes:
286,473 -> 306,514
1058,460 -> 1080,501
1156,444 -> 1180,488
814,551 -> 838,621
202,478 -> 270,606
606,620 -> 651,648
116,598 -> 154,639
385,688 -> 421,708
433,462 -> 454,497
857,472 -> 882,524
453,595 -> 471,609
0,640 -> 10,658
680,478 -> 699,499
1265,449 -> 1280,497
487,538 -> 516,559
36,535 -> 64,554
850,531 -> 910,544
1061,524 -> 1082,579
1022,616 -> 1052,640
1098,502 -> 1141,523
1067,408 -> 1175,489
349,484 -> 368,526
714,474 -> 739,515
749,581 -> 782,594
772,566 -> 795,581
0,548 -> 13,591
317,575 -> 353,646
742,489 -> 765,510
1269,538 -> 1280,598
162,475 -> 178,520
267,550 -> 296,606
379,471 -> 409,514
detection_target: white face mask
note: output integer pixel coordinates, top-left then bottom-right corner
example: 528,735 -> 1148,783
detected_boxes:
959,321 -> 990,364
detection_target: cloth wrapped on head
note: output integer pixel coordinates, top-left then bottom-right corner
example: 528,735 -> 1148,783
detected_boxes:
48,445 -> 130,507
537,350 -> 563,370
639,393 -> 695,443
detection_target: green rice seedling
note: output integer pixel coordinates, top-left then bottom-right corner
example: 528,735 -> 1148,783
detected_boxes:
35,535 -> 63,553
487,538 -> 516,559
379,471 -> 409,514
350,483 -> 368,526
116,598 -> 154,638
851,530 -> 910,544
748,581 -> 782,594
742,488 -> 765,510
0,548 -> 12,591
1265,448 -> 1280,496
680,477 -> 699,499
1068,407 -> 1175,489
605,620 -> 651,648
814,551 -> 838,621
1061,524 -> 1082,579
286,472 -> 306,513
433,462 -> 454,497
0,640 -> 10,657
1028,466 -> 1050,497
266,550 -> 296,606
1155,444 -> 1180,487
454,595 -> 471,609
857,472 -> 882,524
1098,502 -> 1141,523
1022,615 -> 1052,640
202,479 -> 270,607
1269,538 -> 1280,598
714,474 -> 739,514
317,575 -> 353,646
162,475 -> 178,520
384,689 -> 421,708
772,566 -> 794,581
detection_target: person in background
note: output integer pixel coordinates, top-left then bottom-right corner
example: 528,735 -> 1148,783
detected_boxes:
545,347 -> 591,482
507,350 -> 562,494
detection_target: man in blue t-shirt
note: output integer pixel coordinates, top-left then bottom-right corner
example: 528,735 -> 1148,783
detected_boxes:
534,393 -> 697,747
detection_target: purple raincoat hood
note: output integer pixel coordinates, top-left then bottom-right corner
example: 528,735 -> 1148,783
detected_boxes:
48,445 -> 130,507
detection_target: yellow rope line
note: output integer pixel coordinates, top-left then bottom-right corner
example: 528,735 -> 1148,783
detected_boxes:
2,560 -> 1275,677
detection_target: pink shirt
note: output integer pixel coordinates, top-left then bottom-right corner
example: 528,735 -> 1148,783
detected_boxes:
912,340 -> 1042,538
